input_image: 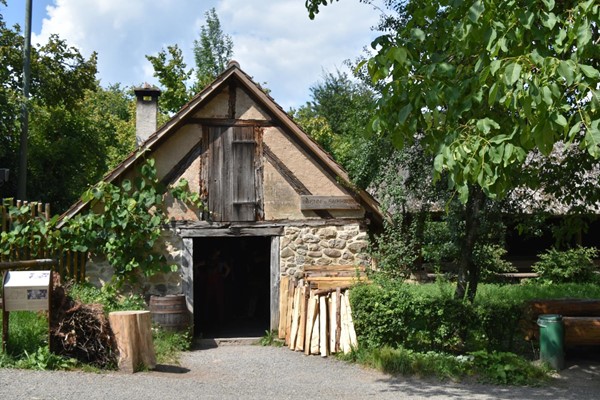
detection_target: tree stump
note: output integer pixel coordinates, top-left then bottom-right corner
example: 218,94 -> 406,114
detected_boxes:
108,310 -> 156,373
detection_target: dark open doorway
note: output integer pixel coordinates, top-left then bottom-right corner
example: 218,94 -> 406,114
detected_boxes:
193,236 -> 271,338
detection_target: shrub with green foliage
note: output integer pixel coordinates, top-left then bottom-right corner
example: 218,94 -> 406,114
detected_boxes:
532,247 -> 599,284
350,280 -> 600,356
67,282 -> 146,314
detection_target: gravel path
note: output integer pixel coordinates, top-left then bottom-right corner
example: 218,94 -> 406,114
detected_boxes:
1,345 -> 599,399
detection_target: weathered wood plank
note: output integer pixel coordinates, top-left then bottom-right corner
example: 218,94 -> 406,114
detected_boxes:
296,286 -> 308,352
270,237 -> 280,332
289,283 -> 302,349
300,196 -> 361,211
187,118 -> 277,127
329,294 -> 337,353
285,280 -> 295,344
319,295 -> 328,357
278,276 -> 289,339
304,265 -> 366,272
304,291 -> 318,355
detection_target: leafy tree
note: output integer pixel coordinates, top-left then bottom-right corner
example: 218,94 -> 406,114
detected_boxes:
294,71 -> 392,188
0,5 -> 136,211
146,8 -> 233,114
306,0 -> 600,300
146,45 -> 194,114
193,7 -> 234,90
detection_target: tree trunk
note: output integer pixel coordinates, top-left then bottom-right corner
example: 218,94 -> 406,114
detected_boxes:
454,186 -> 485,302
108,310 -> 156,373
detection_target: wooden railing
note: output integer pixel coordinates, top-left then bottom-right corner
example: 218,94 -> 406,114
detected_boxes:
0,199 -> 87,282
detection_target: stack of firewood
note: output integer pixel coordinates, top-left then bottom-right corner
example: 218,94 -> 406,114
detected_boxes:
278,265 -> 368,356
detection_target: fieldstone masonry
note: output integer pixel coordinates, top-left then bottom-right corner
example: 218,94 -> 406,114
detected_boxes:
86,230 -> 184,297
280,224 -> 370,278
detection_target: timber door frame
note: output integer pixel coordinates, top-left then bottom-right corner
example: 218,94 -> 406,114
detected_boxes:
180,229 -> 281,334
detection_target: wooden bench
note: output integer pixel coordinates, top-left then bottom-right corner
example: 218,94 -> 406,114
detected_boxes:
525,299 -> 600,346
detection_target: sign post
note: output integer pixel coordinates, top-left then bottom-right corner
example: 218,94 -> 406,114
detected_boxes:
2,270 -> 53,352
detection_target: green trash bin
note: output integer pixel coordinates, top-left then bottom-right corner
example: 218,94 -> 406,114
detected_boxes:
537,314 -> 564,370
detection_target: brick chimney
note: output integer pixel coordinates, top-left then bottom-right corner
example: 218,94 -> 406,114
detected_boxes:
134,84 -> 161,147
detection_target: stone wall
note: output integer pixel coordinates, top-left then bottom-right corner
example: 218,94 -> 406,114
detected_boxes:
85,229 -> 184,297
280,224 -> 370,278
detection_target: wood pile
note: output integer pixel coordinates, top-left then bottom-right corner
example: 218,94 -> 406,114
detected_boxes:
304,264 -> 368,290
50,278 -> 116,368
278,264 -> 367,356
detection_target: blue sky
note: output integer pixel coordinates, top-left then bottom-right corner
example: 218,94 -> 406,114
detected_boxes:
2,0 -> 384,110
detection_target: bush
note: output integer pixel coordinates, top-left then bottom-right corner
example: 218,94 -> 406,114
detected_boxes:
67,282 -> 146,314
532,247 -> 599,284
350,279 -> 600,356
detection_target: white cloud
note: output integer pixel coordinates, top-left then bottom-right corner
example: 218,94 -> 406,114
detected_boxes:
32,0 -> 383,109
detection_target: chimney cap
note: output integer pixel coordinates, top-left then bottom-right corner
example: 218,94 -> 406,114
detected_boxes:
134,83 -> 161,98
227,60 -> 240,70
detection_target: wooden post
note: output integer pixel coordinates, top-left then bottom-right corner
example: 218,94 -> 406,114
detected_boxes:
108,311 -> 156,373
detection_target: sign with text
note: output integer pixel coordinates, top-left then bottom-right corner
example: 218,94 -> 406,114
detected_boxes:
300,195 -> 361,211
3,271 -> 51,311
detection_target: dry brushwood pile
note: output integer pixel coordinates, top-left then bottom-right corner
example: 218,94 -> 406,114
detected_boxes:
50,276 -> 116,368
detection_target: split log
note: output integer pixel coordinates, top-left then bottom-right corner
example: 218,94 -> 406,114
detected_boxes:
296,286 -> 308,352
335,288 -> 342,353
278,276 -> 289,339
319,295 -> 328,357
304,291 -> 318,355
344,291 -> 358,350
284,280 -> 295,345
289,285 -> 302,350
108,311 -> 156,373
310,307 -> 320,355
329,294 -> 337,354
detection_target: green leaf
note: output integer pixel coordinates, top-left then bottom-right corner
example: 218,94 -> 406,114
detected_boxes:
542,0 -> 555,11
411,28 -> 425,42
476,118 -> 500,134
541,86 -> 553,106
488,82 -> 499,105
398,104 -> 413,125
390,47 -> 408,64
468,1 -> 485,23
558,61 -> 574,85
490,60 -> 502,76
503,62 -> 522,86
551,112 -> 567,127
121,179 -> 132,192
585,120 -> 600,158
457,184 -> 469,204
434,153 -> 444,172
542,12 -> 557,30
580,64 -> 600,79
577,19 -> 592,47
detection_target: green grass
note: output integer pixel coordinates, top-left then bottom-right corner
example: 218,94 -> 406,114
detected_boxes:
153,327 -> 191,365
338,346 -> 550,385
1,283 -> 192,370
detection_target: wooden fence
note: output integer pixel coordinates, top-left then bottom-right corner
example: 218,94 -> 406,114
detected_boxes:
0,199 -> 86,282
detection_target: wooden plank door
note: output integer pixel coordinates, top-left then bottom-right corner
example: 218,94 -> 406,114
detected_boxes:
207,126 -> 258,221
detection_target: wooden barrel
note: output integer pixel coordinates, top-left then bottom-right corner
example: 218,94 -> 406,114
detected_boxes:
149,294 -> 190,332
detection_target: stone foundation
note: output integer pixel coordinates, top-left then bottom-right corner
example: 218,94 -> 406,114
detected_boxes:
85,229 -> 184,297
280,224 -> 369,278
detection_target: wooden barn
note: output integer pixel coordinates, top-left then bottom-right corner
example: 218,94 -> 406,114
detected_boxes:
62,62 -> 383,339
